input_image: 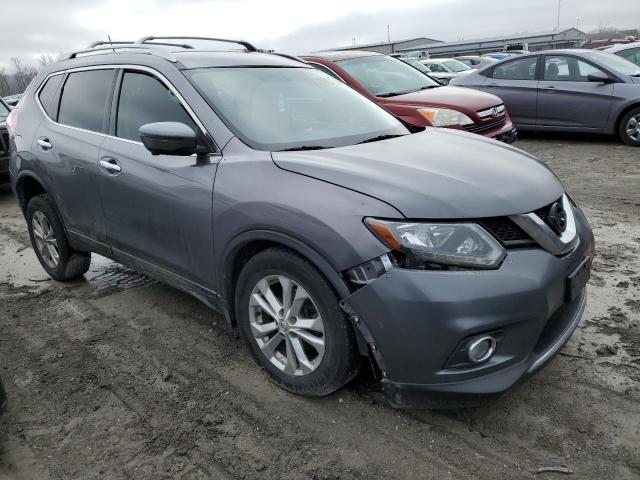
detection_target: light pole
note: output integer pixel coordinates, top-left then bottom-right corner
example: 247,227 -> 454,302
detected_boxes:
556,0 -> 562,31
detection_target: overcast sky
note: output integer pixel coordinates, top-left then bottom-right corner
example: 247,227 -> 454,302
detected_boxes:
0,0 -> 637,69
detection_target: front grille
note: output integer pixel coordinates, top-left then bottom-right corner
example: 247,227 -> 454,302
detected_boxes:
480,217 -> 532,244
476,104 -> 506,119
464,117 -> 506,134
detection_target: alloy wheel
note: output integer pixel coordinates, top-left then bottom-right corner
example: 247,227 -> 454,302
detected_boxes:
626,114 -> 640,142
248,275 -> 325,376
32,211 -> 59,269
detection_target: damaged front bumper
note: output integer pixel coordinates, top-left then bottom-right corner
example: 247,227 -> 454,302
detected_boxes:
341,210 -> 594,408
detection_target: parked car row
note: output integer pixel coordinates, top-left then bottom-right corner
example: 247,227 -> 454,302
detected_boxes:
6,36 -> 594,408
451,49 -> 640,146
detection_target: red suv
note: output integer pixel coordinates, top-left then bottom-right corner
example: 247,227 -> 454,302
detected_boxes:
302,51 -> 517,142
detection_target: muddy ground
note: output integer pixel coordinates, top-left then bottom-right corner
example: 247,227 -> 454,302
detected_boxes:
0,132 -> 638,480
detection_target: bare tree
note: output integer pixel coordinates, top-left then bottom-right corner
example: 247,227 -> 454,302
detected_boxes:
10,57 -> 37,92
37,54 -> 57,67
0,68 -> 10,97
595,21 -> 617,34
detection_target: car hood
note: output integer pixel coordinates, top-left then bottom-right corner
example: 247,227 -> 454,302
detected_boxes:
384,85 -> 501,111
272,129 -> 564,219
427,72 -> 459,79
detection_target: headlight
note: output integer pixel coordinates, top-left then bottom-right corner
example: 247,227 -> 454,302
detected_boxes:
417,107 -> 474,127
365,218 -> 506,269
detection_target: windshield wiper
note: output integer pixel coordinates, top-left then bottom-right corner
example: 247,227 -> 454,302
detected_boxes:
278,145 -> 329,152
377,90 -> 415,98
356,134 -> 405,145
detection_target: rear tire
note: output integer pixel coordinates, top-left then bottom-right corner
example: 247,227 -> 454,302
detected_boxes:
235,247 -> 359,396
26,195 -> 91,281
618,107 -> 640,146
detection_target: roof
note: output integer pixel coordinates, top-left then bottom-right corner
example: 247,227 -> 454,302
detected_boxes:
302,50 -> 383,62
326,36 -> 440,52
605,41 -> 640,52
400,28 -> 586,52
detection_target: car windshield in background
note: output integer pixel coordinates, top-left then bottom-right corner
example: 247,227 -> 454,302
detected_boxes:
0,101 -> 9,123
187,67 -> 408,151
337,55 -> 441,97
402,58 -> 436,76
582,51 -> 640,76
442,60 -> 472,72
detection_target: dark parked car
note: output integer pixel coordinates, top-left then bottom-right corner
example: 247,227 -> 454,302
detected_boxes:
8,37 -> 594,408
605,41 -> 640,66
451,49 -> 640,146
302,51 -> 517,142
1,98 -> 11,184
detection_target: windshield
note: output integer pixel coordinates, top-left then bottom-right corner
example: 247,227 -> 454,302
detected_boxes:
337,55 -> 441,97
402,58 -> 436,76
0,100 -> 9,123
187,67 -> 408,151
442,59 -> 472,72
583,51 -> 640,76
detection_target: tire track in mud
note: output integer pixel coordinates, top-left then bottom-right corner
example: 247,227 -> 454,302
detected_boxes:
54,293 -> 467,479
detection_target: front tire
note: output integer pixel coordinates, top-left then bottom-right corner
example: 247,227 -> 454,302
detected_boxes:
235,248 -> 359,396
26,195 -> 91,281
619,107 -> 640,146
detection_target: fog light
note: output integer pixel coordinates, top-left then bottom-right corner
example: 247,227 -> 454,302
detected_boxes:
467,336 -> 496,364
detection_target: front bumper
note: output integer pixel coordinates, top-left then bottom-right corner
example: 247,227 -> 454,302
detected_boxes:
344,209 -> 594,408
494,127 -> 518,144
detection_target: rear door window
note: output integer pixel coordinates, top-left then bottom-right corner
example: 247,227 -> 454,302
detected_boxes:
58,69 -> 115,132
116,71 -> 196,143
492,56 -> 538,80
38,74 -> 64,119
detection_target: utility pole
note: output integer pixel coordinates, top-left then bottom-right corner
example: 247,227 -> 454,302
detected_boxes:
386,24 -> 391,53
576,16 -> 580,30
556,0 -> 561,31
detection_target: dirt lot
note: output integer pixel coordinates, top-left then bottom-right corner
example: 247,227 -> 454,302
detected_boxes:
0,133 -> 639,480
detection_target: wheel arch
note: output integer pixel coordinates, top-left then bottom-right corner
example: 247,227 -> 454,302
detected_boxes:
15,171 -> 49,213
613,102 -> 640,136
219,230 -> 352,329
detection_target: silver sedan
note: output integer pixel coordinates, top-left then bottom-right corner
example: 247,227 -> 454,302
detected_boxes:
450,49 -> 640,146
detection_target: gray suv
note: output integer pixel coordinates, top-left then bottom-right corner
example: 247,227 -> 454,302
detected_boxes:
7,37 -> 594,408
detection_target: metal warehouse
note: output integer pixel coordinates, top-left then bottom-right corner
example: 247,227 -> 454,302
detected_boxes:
399,28 -> 586,57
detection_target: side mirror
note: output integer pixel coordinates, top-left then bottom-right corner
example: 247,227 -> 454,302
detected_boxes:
139,122 -> 198,156
587,71 -> 613,83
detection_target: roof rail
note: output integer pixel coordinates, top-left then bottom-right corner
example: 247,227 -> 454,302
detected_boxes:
137,36 -> 257,52
88,40 -> 194,50
62,44 -> 179,62
88,40 -> 135,48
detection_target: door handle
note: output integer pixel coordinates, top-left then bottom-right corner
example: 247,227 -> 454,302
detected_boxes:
99,158 -> 122,174
486,83 -> 497,88
37,138 -> 52,151
543,86 -> 557,93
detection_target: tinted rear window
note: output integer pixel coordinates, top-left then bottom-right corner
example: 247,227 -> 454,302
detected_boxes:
38,74 -> 64,119
58,70 -> 114,132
